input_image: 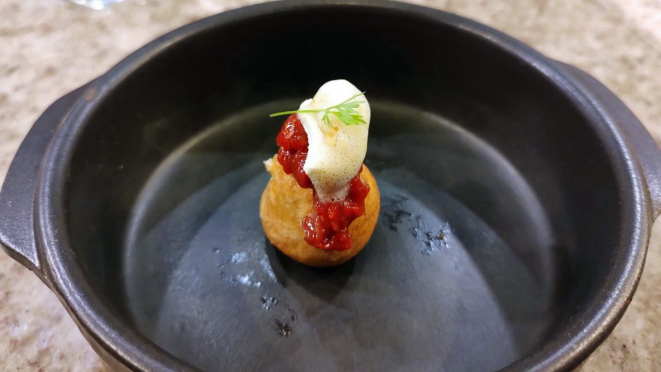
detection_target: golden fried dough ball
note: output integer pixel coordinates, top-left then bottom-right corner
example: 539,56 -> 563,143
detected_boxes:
260,155 -> 380,267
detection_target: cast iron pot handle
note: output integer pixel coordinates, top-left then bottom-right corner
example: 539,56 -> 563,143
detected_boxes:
0,84 -> 91,283
554,61 -> 661,219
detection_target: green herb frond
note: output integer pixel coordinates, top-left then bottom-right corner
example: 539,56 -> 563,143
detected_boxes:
269,92 -> 367,128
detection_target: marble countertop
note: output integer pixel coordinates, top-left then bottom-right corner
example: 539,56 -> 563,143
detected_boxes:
1,0 -> 660,370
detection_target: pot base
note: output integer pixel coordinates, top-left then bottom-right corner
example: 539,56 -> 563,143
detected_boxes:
122,101 -> 561,371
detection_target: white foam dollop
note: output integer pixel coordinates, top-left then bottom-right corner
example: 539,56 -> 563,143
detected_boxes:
297,80 -> 371,202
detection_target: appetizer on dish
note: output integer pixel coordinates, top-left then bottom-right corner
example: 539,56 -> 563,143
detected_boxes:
260,80 -> 380,267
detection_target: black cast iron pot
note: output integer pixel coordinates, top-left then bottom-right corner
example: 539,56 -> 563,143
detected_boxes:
2,1 -> 660,371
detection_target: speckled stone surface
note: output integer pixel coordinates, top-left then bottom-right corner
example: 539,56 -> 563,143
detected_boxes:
0,0 -> 659,370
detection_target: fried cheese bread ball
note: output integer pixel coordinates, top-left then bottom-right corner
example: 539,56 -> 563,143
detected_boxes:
260,155 -> 380,267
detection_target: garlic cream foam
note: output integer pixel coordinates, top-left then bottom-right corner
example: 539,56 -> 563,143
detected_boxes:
297,79 -> 371,201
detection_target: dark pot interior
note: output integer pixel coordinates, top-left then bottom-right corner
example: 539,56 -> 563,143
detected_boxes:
62,4 -> 622,371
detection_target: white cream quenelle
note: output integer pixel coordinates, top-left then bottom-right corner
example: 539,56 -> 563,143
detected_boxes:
297,80 -> 371,202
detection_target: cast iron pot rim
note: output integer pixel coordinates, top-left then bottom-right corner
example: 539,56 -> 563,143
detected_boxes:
34,1 -> 650,371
